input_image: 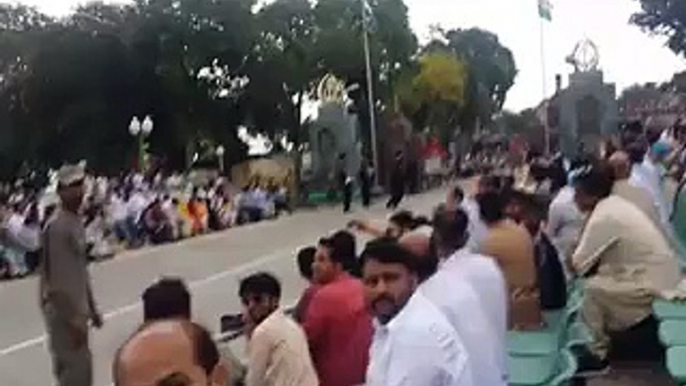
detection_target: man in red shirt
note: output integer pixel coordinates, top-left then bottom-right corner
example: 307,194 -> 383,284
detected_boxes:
302,234 -> 372,386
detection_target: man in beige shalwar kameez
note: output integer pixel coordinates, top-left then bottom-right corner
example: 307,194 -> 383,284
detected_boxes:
571,164 -> 681,376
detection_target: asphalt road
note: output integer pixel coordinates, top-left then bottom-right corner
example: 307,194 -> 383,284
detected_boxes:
0,188 -> 447,386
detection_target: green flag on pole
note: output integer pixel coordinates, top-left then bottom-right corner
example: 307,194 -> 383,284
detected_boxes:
538,0 -> 552,21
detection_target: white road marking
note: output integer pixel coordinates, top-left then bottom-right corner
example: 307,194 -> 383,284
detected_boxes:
0,244 -> 306,357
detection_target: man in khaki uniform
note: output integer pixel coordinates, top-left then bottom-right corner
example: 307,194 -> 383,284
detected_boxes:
571,164 -> 680,376
39,163 -> 103,386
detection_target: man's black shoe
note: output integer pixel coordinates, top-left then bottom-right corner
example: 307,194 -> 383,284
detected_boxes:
575,347 -> 610,378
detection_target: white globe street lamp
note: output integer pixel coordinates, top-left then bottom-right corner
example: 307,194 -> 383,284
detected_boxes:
129,117 -> 141,136
129,115 -> 153,172
141,115 -> 154,136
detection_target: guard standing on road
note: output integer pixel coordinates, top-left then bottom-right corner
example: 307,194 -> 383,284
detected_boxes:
359,157 -> 374,208
337,153 -> 354,213
387,151 -> 406,209
39,163 -> 103,386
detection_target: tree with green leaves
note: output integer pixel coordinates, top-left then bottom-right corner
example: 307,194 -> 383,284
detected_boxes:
398,50 -> 467,143
440,28 -> 517,134
631,0 -> 686,57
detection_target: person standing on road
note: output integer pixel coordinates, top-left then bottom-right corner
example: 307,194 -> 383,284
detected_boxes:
359,157 -> 374,208
337,154 -> 353,213
386,151 -> 406,209
39,163 -> 103,386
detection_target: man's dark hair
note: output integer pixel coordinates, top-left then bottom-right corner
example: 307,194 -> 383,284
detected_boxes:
319,230 -> 360,276
296,246 -> 316,280
479,175 -> 501,193
432,206 -> 469,252
625,141 -> 647,165
573,163 -> 614,199
507,190 -> 549,220
239,272 -> 281,300
646,126 -> 663,146
570,154 -> 595,172
142,278 -> 191,322
477,192 -> 506,224
360,237 -> 419,274
389,210 -> 417,231
452,186 -> 465,202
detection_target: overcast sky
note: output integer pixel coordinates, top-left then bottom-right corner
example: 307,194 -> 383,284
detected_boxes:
15,0 -> 686,111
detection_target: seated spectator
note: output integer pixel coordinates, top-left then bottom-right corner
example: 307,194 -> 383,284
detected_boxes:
161,195 -> 184,240
319,230 -> 359,277
274,185 -> 291,215
84,202 -> 115,260
126,188 -> 149,247
546,169 -> 584,279
238,185 -> 265,224
188,189 -> 209,235
0,204 -> 30,277
445,185 -> 465,212
294,246 -> 317,323
142,199 -> 174,245
142,277 -> 191,322
627,140 -> 669,224
571,164 -> 681,375
361,238 -> 474,386
113,320 -> 227,386
239,273 -> 318,386
609,151 -> 663,227
478,191 -> 543,330
461,175 -> 500,251
506,191 -> 566,311
141,277 -> 246,384
431,207 -> 508,385
302,234 -> 372,386
109,190 -> 135,247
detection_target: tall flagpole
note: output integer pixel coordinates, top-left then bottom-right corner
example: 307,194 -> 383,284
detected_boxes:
539,7 -> 551,156
362,0 -> 379,184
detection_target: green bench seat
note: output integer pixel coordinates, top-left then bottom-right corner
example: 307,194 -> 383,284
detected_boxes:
508,353 -> 558,385
660,320 -> 686,347
654,299 -> 686,320
667,346 -> 686,384
508,310 -> 568,356
508,349 -> 577,386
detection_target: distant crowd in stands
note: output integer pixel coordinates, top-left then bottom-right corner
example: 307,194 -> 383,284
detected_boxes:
111,119 -> 686,385
0,171 -> 291,279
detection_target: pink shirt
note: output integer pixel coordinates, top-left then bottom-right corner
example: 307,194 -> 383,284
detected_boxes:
303,273 -> 372,386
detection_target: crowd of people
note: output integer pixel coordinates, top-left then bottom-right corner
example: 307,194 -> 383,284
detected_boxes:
36,119 -> 686,386
0,169 -> 291,279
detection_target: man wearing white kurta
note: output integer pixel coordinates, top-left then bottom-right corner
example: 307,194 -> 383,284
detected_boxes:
361,239 -> 473,386
428,207 -> 508,385
628,144 -> 669,225
571,165 -> 680,374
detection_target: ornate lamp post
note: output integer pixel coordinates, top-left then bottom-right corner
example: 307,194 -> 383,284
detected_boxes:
129,115 -> 154,172
215,145 -> 226,174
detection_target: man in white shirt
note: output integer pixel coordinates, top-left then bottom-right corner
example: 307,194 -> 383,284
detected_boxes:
627,142 -> 669,224
430,206 -> 508,385
109,191 -> 133,245
361,239 -> 473,386
460,176 -> 500,251
239,273 -> 318,386
546,184 -> 584,273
